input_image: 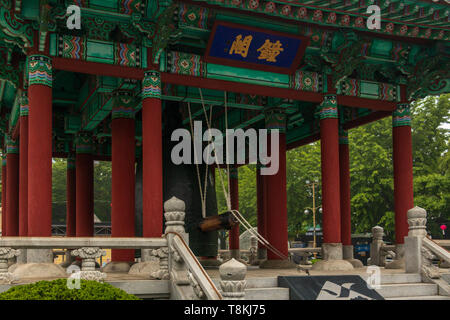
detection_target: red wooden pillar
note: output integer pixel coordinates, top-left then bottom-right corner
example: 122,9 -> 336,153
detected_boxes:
75,134 -> 94,237
339,129 -> 351,247
260,108 -> 290,267
5,137 -> 19,236
66,156 -> 76,237
27,55 -> 53,237
142,71 -> 163,238
392,104 -> 414,245
256,166 -> 267,260
319,95 -> 341,246
19,96 -> 29,236
1,155 -> 6,235
111,91 -> 136,262
229,166 -> 240,258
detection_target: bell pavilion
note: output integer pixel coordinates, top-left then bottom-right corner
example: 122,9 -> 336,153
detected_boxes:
0,0 -> 449,273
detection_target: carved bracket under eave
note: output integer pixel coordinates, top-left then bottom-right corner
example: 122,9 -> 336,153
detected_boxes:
320,32 -> 369,90
0,1 -> 34,50
151,3 -> 182,65
407,54 -> 450,100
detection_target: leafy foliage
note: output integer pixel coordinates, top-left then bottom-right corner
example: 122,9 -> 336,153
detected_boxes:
0,279 -> 139,300
52,160 -> 112,223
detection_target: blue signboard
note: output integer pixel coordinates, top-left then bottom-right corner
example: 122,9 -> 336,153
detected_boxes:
355,244 -> 370,253
204,21 -> 309,74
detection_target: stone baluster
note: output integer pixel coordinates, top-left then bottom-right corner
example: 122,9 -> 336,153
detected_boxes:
369,226 -> 385,267
0,248 -> 20,284
404,207 -> 427,274
148,196 -> 187,283
71,247 -> 106,281
164,196 -> 187,235
404,207 -> 440,280
150,247 -> 169,280
248,236 -> 258,266
219,258 -> 247,300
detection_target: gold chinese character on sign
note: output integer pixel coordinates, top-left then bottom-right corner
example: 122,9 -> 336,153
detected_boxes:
229,34 -> 253,58
257,39 -> 284,62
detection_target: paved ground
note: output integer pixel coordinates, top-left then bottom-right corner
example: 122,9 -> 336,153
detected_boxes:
205,265 -> 412,279
8,265 -> 450,284
11,272 -> 148,285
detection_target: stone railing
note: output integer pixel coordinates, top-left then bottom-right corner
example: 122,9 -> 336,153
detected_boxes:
368,226 -> 396,267
158,196 -> 247,300
404,207 -> 450,282
219,240 -> 321,266
161,196 -> 222,300
218,236 -> 259,266
0,237 -> 167,282
0,196 -> 248,300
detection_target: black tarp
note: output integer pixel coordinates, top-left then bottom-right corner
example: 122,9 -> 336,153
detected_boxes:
278,275 -> 384,300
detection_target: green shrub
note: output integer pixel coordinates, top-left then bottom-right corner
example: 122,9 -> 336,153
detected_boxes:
0,279 -> 140,300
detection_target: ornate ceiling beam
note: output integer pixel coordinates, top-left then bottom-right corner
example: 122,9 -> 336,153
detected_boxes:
0,0 -> 34,50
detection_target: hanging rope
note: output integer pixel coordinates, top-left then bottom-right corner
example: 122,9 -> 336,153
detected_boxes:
187,102 -> 207,219
190,88 -> 289,261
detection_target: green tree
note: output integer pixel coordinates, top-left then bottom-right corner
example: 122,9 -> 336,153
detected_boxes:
411,94 -> 450,238
52,158 -> 68,224
51,159 -> 112,224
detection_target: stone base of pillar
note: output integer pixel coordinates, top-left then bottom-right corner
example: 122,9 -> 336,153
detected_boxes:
311,243 -> 354,271
7,255 -> 29,274
26,249 -> 54,263
259,259 -> 296,269
343,245 -> 364,268
130,249 -> 160,276
128,261 -> 160,278
257,248 -> 267,261
198,257 -> 222,268
101,261 -> 133,273
385,244 -> 405,270
11,263 -> 67,279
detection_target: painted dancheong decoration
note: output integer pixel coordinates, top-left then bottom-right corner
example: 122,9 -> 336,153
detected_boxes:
0,0 -> 448,280
204,21 -> 309,74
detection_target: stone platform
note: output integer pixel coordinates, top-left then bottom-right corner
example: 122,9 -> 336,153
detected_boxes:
0,265 -> 449,300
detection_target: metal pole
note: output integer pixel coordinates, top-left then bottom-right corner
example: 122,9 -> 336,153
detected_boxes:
313,182 -> 316,250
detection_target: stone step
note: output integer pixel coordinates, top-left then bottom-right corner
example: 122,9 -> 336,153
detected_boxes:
360,273 -> 422,284
244,287 -> 290,300
387,295 -> 450,300
213,277 -> 278,289
377,283 -> 438,298
108,280 -> 170,299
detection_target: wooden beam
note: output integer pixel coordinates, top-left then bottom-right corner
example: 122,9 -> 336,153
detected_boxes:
53,57 -> 396,111
343,111 -> 392,130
